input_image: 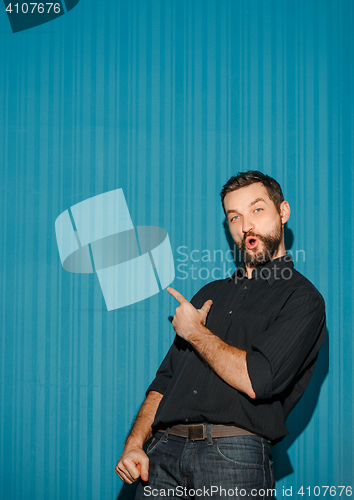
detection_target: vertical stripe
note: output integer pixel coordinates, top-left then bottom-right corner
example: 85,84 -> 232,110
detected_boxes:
0,0 -> 353,497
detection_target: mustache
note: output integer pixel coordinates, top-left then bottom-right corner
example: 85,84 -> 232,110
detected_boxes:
243,231 -> 263,243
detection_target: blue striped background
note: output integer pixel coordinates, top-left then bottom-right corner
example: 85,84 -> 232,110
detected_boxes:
0,1 -> 353,498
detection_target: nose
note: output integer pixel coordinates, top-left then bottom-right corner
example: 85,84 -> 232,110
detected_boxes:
242,216 -> 254,235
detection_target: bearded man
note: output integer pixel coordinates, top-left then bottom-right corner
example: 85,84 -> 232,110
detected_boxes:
115,171 -> 326,499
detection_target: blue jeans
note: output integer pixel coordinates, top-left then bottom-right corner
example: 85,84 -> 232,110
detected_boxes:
135,429 -> 275,499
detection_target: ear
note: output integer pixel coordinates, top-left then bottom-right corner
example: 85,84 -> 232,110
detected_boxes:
280,201 -> 290,224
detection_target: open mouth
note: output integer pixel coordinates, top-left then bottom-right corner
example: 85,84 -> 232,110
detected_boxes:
245,236 -> 259,250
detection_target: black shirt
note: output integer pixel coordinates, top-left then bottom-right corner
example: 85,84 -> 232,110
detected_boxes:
147,255 -> 326,442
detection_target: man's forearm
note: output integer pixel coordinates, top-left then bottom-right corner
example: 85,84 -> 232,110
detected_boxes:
189,326 -> 256,399
166,287 -> 256,399
116,390 -> 163,483
124,390 -> 163,450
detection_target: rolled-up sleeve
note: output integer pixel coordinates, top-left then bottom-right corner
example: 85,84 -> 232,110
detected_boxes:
246,290 -> 326,400
146,335 -> 183,395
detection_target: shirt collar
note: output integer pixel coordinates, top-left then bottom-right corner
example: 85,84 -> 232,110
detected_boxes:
229,254 -> 294,286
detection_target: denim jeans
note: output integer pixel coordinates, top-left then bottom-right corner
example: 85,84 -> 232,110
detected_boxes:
135,428 -> 275,500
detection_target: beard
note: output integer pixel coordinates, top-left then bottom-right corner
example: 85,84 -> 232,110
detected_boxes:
239,220 -> 283,267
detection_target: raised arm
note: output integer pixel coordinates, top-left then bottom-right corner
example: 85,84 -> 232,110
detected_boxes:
167,286 -> 325,402
167,287 -> 256,399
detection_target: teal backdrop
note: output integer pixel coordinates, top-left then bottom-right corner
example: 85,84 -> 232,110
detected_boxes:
0,0 -> 353,499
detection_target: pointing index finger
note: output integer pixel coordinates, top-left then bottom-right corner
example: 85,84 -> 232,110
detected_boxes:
167,287 -> 188,304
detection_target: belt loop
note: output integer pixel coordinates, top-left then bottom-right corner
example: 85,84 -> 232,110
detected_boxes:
162,428 -> 170,443
206,424 -> 213,445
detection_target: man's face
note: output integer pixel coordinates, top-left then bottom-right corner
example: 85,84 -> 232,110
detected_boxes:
223,183 -> 289,267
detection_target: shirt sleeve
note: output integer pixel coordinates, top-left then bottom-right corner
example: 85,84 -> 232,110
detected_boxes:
146,334 -> 185,395
146,282 -> 214,396
246,289 -> 326,400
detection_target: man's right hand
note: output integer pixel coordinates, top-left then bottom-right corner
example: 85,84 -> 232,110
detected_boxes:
115,446 -> 149,484
114,391 -> 163,484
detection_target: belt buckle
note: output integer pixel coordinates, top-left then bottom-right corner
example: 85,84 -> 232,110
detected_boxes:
188,424 -> 205,441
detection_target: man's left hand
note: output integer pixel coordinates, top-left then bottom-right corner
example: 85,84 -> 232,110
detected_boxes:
167,287 -> 213,341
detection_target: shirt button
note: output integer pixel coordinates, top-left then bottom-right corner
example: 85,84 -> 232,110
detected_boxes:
193,390 -> 197,395
243,285 -> 247,290
185,418 -> 189,422
229,310 -> 232,315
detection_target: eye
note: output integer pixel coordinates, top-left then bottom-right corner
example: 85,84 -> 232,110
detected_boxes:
254,207 -> 263,213
230,215 -> 240,222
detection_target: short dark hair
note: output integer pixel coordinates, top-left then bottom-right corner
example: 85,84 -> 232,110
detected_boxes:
220,170 -> 284,213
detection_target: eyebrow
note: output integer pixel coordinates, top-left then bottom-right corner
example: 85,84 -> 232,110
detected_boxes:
250,197 -> 266,206
226,197 -> 267,215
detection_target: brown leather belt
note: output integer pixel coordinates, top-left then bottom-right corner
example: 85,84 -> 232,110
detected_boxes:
159,423 -> 257,441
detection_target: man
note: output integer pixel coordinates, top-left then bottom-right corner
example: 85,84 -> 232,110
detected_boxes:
115,171 -> 326,499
